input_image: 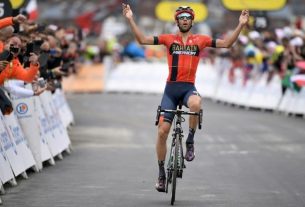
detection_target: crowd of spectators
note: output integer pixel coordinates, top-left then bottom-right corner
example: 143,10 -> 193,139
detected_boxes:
91,16 -> 305,96
214,24 -> 305,94
0,13 -> 84,115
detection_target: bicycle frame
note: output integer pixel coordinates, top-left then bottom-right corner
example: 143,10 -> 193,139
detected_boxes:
155,104 -> 202,205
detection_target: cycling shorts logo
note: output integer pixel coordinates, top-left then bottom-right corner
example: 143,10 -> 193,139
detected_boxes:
16,103 -> 28,114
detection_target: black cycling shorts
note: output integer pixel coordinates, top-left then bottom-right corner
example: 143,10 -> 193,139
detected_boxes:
160,82 -> 200,123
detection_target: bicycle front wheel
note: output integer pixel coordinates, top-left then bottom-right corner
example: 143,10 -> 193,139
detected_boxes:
171,135 -> 179,205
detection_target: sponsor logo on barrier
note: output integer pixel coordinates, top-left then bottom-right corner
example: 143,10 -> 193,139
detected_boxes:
0,147 -> 7,161
12,126 -> 24,145
1,132 -> 13,151
16,103 -> 28,114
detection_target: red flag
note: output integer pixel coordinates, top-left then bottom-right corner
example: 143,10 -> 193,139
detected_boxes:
75,11 -> 95,30
291,75 -> 305,87
25,0 -> 38,20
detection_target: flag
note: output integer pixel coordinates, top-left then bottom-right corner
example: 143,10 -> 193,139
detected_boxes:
291,75 -> 305,87
25,0 -> 38,20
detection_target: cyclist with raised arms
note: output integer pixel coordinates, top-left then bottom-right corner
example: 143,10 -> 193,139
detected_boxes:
122,4 -> 249,192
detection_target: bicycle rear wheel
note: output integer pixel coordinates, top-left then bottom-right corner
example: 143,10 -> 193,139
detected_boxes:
171,136 -> 179,205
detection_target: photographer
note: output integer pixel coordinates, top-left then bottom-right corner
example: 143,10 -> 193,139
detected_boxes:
0,36 -> 39,85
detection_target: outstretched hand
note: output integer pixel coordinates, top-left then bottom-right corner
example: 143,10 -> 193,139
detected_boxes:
122,3 -> 133,19
239,10 -> 249,26
13,14 -> 27,24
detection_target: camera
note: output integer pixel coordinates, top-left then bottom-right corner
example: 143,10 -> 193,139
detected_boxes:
9,45 -> 20,54
37,77 -> 46,88
60,63 -> 70,72
0,50 -> 13,62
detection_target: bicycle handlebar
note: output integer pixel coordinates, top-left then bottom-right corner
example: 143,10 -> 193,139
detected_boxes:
155,105 -> 203,130
160,109 -> 199,116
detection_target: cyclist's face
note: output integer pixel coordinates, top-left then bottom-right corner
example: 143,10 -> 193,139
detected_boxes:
176,14 -> 193,33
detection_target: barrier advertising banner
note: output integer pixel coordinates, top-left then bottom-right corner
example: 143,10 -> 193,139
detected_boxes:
40,92 -> 70,154
0,136 -> 14,184
3,112 -> 36,171
12,97 -> 43,170
0,112 -> 26,177
36,96 -> 61,158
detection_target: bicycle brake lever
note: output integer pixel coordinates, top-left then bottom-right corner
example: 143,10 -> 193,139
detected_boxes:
155,105 -> 161,126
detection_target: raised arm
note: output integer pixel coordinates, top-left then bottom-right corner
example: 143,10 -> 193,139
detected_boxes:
122,3 -> 154,45
215,10 -> 249,48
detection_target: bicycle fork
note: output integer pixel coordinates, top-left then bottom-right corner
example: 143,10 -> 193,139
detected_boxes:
168,127 -> 185,178
176,127 -> 185,178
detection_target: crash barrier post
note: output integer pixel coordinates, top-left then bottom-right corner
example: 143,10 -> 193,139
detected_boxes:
40,91 -> 71,155
12,96 -> 44,170
277,87 -> 305,116
0,87 -> 74,204
0,119 -> 15,186
0,111 -> 29,179
3,112 -> 37,174
53,89 -> 74,129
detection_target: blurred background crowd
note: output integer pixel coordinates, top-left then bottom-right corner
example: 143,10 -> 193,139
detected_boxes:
0,0 -> 84,114
37,0 -> 303,96
1,0 -> 305,106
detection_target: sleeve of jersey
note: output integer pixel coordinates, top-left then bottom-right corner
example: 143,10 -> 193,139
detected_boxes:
4,80 -> 34,98
0,17 -> 13,29
153,34 -> 169,46
201,36 -> 216,48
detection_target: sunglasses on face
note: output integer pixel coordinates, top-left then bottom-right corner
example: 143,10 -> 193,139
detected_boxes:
177,16 -> 192,20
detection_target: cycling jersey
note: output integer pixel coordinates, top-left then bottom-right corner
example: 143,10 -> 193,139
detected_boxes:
154,34 -> 215,83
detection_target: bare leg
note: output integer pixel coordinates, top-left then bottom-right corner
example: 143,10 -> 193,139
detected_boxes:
156,121 -> 171,161
155,120 -> 171,192
188,95 -> 202,130
185,95 -> 201,162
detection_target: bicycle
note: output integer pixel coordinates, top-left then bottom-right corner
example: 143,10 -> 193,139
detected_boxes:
155,103 -> 202,205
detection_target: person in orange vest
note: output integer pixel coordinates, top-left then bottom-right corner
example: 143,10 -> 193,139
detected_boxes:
0,36 -> 39,85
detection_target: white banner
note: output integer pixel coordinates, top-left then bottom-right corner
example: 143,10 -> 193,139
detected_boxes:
40,92 -> 70,155
49,92 -> 71,151
0,112 -> 26,177
54,89 -> 74,128
12,97 -> 43,170
0,135 -> 14,185
36,96 -> 61,158
4,112 -> 36,171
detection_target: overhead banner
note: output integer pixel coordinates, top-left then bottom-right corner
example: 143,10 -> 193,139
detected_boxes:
155,1 -> 208,22
221,0 -> 286,11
